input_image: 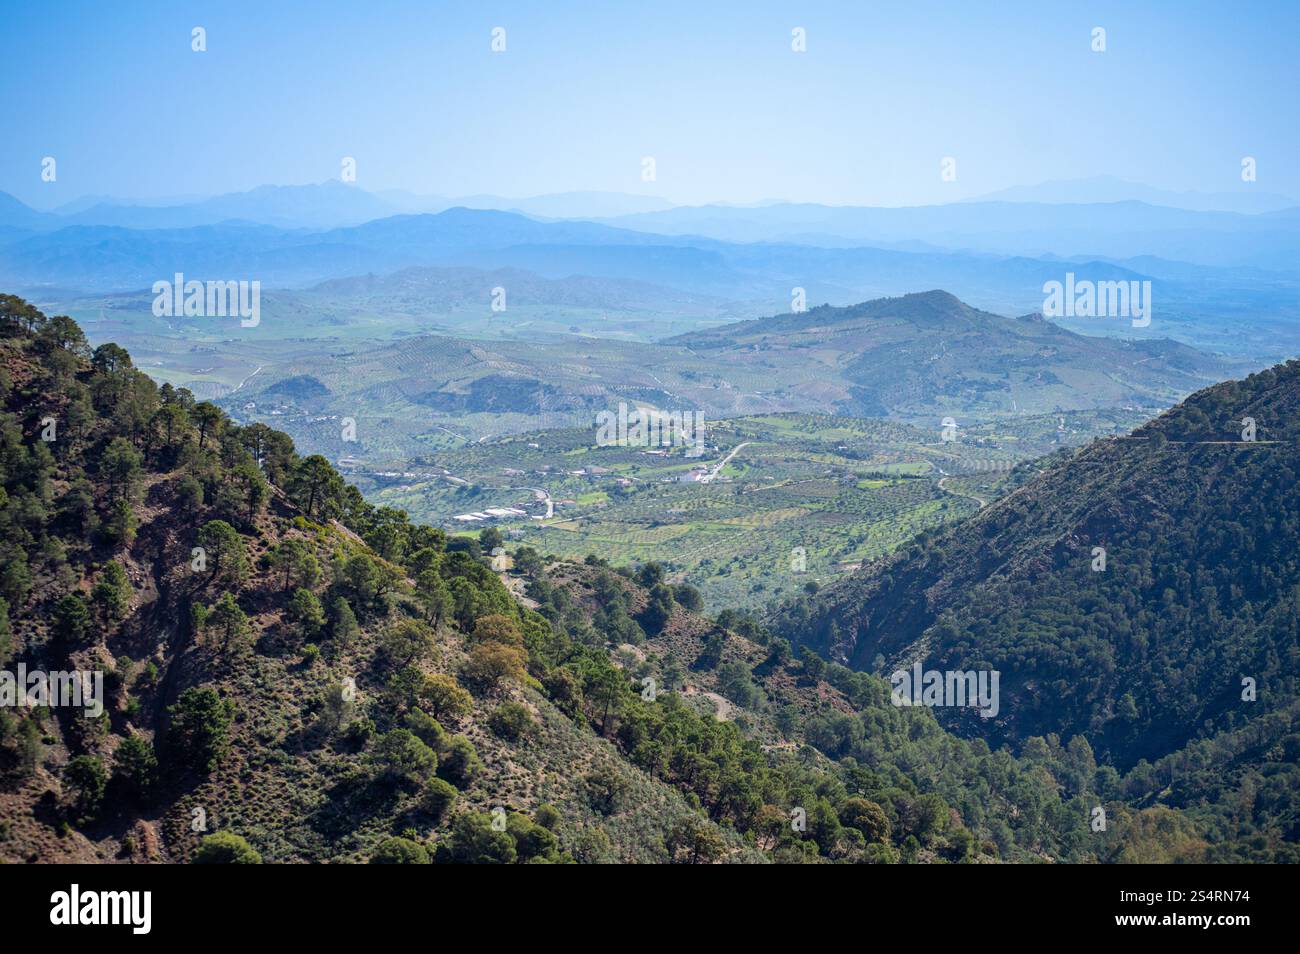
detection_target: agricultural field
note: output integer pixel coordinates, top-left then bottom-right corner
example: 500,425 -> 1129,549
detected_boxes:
363,410 -> 1147,613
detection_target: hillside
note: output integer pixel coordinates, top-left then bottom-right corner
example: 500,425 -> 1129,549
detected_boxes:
669,290 -> 1228,418
0,295 -> 749,863
772,361 -> 1300,858
515,554 -> 1253,862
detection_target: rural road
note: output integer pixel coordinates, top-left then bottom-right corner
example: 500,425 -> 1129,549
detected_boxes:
937,475 -> 988,509
699,441 -> 752,483
229,365 -> 263,393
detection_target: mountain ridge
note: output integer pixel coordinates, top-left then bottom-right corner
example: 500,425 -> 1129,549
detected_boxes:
773,358 -> 1300,774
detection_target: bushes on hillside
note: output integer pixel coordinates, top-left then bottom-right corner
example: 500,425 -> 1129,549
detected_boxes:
370,836 -> 430,864
488,701 -> 537,741
194,832 -> 262,864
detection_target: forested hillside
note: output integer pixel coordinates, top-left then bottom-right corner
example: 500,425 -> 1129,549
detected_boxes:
773,361 -> 1300,860
0,295 -> 723,862
498,554 -> 1250,862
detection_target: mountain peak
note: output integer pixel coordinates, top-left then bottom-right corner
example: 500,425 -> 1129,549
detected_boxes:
845,289 -> 973,322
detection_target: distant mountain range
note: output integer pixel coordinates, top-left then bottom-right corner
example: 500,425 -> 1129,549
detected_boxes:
0,206 -> 677,291
595,200 -> 1300,271
12,176 -> 1296,228
378,189 -> 676,220
2,182 -> 675,231
966,175 -> 1299,214
7,181 -> 1300,274
6,188 -> 1300,362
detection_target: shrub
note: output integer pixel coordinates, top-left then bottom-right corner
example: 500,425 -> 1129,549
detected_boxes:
534,803 -> 562,831
583,766 -> 627,815
445,537 -> 481,560
639,584 -> 674,635
287,588 -> 325,640
664,816 -> 726,864
318,681 -> 354,734
840,797 -> 891,844
52,593 -> 90,645
138,662 -> 159,690
379,618 -> 436,670
472,613 -> 524,647
370,837 -> 430,864
403,708 -> 449,751
507,812 -> 562,862
542,668 -> 582,716
64,755 -> 106,820
194,832 -> 262,864
672,583 -> 704,613
461,642 -> 526,693
329,596 -> 359,646
434,812 -> 515,864
345,718 -> 375,745
716,661 -> 761,708
177,475 -> 204,511
201,592 -> 253,655
488,701 -> 537,741
0,597 -> 11,668
92,561 -> 132,621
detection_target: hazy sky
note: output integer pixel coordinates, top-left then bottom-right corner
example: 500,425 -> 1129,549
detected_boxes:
4,0 -> 1298,208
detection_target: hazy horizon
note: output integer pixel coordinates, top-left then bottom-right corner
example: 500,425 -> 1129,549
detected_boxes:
11,173 -> 1299,216
5,0 -> 1299,208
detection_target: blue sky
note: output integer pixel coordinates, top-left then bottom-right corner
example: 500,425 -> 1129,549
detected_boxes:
3,0 -> 1297,207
